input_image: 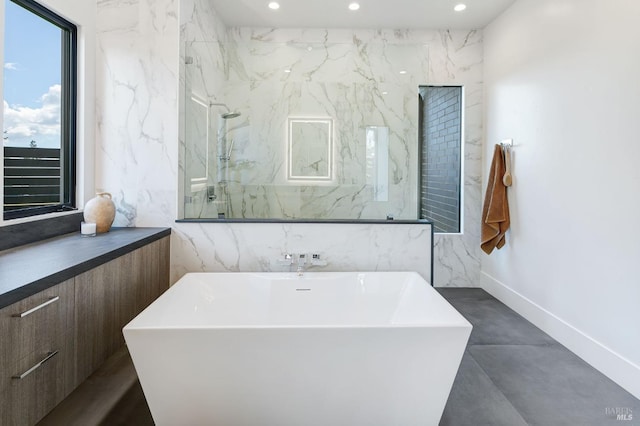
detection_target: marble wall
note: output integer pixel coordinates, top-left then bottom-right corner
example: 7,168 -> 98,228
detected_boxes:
95,0 -> 180,228
427,31 -> 483,288
216,30 -> 428,220
96,0 -> 481,287
182,29 -> 429,220
172,222 -> 432,282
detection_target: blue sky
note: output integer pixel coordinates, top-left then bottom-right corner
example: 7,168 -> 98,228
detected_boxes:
3,0 -> 62,148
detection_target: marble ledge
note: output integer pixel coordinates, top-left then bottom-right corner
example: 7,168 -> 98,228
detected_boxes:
0,227 -> 171,310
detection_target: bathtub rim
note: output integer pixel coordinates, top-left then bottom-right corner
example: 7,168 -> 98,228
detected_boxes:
124,271 -> 472,331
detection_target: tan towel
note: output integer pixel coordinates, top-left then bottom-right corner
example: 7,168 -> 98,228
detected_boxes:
481,144 -> 510,254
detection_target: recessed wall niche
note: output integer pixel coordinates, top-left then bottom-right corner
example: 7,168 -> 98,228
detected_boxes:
287,117 -> 333,182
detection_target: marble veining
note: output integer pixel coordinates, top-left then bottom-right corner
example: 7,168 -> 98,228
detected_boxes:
171,222 -> 432,283
96,0 -> 179,230
182,24 -> 430,220
96,0 -> 482,287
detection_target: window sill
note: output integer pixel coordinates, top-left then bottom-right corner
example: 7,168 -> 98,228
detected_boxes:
0,211 -> 85,251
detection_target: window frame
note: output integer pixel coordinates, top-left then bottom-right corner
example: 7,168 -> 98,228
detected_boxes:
3,0 -> 77,220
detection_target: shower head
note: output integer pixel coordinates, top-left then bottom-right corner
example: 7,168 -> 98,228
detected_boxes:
221,111 -> 241,119
210,102 -> 241,119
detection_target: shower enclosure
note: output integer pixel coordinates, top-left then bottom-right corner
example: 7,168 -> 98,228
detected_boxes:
181,37 -> 429,220
182,41 -> 245,219
183,96 -> 242,219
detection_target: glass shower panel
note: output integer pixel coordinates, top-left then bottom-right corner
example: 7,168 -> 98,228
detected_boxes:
181,39 -> 429,220
183,42 -> 228,218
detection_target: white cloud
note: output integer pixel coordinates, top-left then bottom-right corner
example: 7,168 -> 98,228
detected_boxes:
4,62 -> 19,70
3,85 -> 61,148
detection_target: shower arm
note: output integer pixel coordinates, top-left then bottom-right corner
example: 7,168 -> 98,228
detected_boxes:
209,102 -> 231,113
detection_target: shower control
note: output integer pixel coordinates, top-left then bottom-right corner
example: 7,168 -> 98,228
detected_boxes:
277,253 -> 294,266
276,253 -> 327,269
310,254 -> 327,267
207,186 -> 217,202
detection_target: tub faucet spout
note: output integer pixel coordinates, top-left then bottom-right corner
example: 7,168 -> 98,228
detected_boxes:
296,254 -> 307,276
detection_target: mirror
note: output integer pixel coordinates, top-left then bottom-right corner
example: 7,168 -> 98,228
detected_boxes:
288,118 -> 333,182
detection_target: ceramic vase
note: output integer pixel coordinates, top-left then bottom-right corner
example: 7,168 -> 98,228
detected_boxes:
83,192 -> 116,234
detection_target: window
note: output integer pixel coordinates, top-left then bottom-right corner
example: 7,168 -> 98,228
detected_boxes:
2,0 -> 77,220
418,86 -> 462,233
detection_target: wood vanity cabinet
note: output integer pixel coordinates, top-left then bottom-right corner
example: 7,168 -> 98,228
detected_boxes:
0,235 -> 169,426
75,237 -> 170,382
0,279 -> 75,426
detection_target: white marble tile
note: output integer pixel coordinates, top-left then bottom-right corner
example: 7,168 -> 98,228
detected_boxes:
207,32 -> 430,220
434,234 -> 481,288
430,30 -> 483,287
172,222 -> 432,284
96,0 -> 179,225
96,0 -> 481,288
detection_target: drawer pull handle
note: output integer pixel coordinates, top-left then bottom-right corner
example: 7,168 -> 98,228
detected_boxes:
12,296 -> 60,318
12,351 -> 59,380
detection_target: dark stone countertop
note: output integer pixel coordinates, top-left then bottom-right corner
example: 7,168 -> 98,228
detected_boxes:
0,227 -> 171,310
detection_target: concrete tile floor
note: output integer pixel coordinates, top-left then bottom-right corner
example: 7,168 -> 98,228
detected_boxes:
102,287 -> 640,425
99,381 -> 154,426
438,288 -> 640,426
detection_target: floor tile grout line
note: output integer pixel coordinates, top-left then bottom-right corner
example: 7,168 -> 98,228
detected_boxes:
469,342 -> 560,348
466,347 -> 533,426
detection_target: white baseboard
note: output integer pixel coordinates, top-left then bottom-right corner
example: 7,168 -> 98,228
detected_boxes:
480,271 -> 640,400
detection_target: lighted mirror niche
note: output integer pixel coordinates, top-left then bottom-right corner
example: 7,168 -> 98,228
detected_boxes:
288,118 -> 333,182
181,30 -> 429,220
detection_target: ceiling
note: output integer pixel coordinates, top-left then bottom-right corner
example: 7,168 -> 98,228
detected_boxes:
209,0 -> 517,30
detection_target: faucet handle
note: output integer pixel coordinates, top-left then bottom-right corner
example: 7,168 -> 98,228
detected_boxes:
277,253 -> 294,266
310,253 -> 327,266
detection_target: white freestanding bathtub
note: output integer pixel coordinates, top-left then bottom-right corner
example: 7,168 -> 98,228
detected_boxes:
123,272 -> 471,426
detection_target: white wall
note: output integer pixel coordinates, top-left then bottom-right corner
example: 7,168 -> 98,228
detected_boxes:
483,0 -> 640,398
0,0 -> 96,226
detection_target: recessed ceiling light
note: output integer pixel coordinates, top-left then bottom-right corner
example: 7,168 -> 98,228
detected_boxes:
284,69 -> 291,73
399,70 -> 407,75
454,3 -> 466,12
382,91 -> 388,95
268,2 -> 280,10
348,2 -> 360,11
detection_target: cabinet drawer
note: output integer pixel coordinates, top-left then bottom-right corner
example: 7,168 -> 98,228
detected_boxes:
0,329 -> 75,426
0,279 -> 75,394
